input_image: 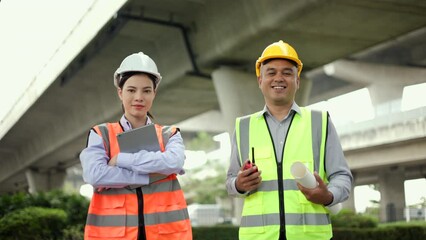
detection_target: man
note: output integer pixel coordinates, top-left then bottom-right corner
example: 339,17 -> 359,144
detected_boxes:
226,40 -> 353,240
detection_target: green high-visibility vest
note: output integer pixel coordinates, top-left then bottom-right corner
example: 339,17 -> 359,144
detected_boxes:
235,107 -> 332,240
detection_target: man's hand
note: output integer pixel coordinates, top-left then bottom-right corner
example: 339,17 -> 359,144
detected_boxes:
297,171 -> 333,205
108,155 -> 118,166
235,160 -> 262,193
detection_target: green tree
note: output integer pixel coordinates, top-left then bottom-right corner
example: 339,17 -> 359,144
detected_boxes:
0,207 -> 67,240
183,160 -> 228,204
185,131 -> 217,151
181,131 -> 228,204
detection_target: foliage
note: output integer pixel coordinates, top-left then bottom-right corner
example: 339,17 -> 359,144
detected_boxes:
331,209 -> 378,228
61,224 -> 85,240
181,131 -> 228,204
182,159 -> 228,204
0,207 -> 67,240
0,190 -> 89,225
185,131 -> 217,151
333,225 -> 426,240
0,191 -> 33,217
0,190 -> 89,239
193,226 -> 238,240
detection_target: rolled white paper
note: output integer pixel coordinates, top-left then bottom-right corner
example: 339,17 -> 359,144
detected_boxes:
290,161 -> 342,215
326,202 -> 342,215
290,162 -> 317,189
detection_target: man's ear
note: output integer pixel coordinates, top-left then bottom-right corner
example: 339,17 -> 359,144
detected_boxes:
296,76 -> 300,90
257,76 -> 262,88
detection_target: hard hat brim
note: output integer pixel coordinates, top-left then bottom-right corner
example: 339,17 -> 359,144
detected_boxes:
256,55 -> 303,77
113,70 -> 162,88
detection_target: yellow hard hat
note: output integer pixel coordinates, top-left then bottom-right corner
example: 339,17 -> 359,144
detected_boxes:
255,40 -> 303,77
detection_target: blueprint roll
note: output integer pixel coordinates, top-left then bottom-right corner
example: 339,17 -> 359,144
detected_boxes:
327,201 -> 342,215
290,162 -> 318,189
290,161 -> 342,215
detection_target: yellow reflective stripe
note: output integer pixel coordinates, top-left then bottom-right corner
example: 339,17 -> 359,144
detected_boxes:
257,179 -> 298,191
319,111 -> 328,181
94,179 -> 181,195
240,212 -> 330,227
311,110 -> 322,173
241,213 -> 280,227
87,208 -> 189,227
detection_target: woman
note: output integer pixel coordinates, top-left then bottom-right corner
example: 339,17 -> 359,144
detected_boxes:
80,52 -> 192,240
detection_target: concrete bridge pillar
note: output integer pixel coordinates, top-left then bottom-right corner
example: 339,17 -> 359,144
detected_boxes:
342,182 -> 356,212
25,168 -> 67,194
211,66 -> 263,131
212,67 -> 263,224
378,166 -> 406,222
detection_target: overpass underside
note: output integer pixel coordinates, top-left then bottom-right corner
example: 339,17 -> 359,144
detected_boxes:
0,0 -> 426,223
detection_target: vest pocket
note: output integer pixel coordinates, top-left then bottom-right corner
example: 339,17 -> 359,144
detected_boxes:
300,203 -> 331,233
156,205 -> 189,235
241,194 -> 265,233
92,192 -> 126,209
88,193 -> 127,238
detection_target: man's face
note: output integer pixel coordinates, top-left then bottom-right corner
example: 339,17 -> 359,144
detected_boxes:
258,59 -> 300,106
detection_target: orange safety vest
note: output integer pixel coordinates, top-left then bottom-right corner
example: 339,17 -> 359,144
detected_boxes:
84,122 -> 192,240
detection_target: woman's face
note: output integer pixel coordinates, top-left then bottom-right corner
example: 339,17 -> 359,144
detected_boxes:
118,73 -> 156,124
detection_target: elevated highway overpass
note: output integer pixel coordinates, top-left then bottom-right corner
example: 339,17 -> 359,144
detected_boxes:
338,105 -> 426,222
0,0 -> 426,222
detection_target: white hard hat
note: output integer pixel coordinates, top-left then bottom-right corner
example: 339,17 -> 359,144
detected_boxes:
113,52 -> 162,88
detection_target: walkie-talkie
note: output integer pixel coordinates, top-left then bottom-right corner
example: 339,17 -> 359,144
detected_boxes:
243,147 -> 258,172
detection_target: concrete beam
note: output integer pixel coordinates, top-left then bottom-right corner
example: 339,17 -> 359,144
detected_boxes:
339,107 -> 426,151
324,60 -> 426,104
345,138 -> 426,171
324,60 -> 426,85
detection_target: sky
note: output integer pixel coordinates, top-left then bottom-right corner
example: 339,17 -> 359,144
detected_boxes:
1,0 -> 425,213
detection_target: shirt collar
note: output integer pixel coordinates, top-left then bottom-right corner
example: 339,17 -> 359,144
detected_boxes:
119,115 -> 153,131
256,102 -> 302,119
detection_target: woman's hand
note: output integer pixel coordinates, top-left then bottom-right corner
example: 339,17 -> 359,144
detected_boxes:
108,155 -> 118,166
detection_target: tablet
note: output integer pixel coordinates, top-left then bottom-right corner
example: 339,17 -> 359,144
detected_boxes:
117,124 -> 160,153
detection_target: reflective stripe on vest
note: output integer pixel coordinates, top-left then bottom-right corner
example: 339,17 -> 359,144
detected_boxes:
236,107 -> 332,240
85,122 -> 192,240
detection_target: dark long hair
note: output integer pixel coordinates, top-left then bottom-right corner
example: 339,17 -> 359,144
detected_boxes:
118,71 -> 157,119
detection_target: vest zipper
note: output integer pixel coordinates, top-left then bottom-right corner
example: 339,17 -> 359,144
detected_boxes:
136,187 -> 147,240
264,113 -> 295,240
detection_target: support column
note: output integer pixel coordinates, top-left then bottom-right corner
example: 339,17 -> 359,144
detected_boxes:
342,182 -> 356,212
212,67 -> 263,225
378,166 -> 406,222
26,168 -> 67,194
212,66 -> 264,130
